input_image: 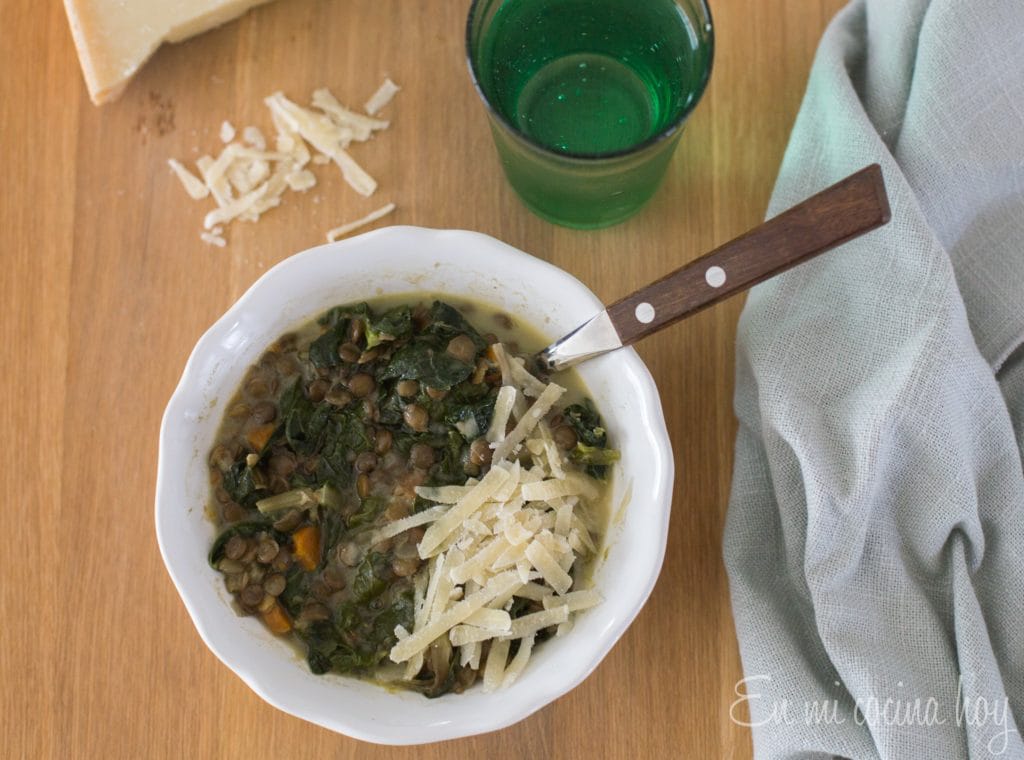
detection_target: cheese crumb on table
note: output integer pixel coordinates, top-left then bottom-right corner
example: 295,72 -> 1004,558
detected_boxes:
364,77 -> 401,116
263,91 -> 378,197
167,159 -> 209,200
219,120 -> 236,143
325,202 -> 396,242
199,231 -> 227,248
241,126 -> 267,150
285,169 -> 317,192
167,84 -> 400,248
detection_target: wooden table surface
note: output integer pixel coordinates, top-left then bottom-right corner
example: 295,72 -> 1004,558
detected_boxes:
2,0 -> 846,757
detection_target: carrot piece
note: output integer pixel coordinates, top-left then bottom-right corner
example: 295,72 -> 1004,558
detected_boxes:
246,423 -> 276,452
261,601 -> 292,635
485,344 -> 498,362
292,525 -> 321,571
471,357 -> 488,384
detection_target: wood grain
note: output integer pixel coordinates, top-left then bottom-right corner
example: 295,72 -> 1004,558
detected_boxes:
608,164 -> 890,345
0,0 -> 846,757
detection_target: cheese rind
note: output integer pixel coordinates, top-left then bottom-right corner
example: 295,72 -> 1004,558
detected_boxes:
64,0 -> 276,105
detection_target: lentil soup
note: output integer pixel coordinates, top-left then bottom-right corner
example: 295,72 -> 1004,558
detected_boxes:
205,298 -> 617,696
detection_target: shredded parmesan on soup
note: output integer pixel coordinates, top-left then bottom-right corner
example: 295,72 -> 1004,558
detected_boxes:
386,345 -> 604,691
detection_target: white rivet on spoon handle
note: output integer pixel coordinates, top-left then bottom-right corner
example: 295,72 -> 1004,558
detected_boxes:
634,302 -> 655,323
705,266 -> 726,288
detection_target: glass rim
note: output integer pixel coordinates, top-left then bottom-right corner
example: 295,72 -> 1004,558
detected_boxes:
464,0 -> 715,162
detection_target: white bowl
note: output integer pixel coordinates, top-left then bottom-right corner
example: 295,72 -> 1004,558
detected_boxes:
155,226 -> 673,745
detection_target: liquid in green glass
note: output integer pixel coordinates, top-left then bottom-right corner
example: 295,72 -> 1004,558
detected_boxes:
478,0 -> 711,158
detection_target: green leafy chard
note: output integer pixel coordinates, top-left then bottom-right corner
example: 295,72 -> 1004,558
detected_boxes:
443,396 -> 496,438
283,392 -> 328,455
430,429 -> 467,486
424,301 -> 487,351
365,305 -> 412,348
221,461 -> 265,508
318,509 -> 348,561
377,388 -> 405,426
308,325 -> 345,369
572,443 -> 621,468
379,342 -> 474,389
352,551 -> 392,603
376,301 -> 489,389
440,381 -> 497,438
315,409 -> 372,488
562,400 -> 619,479
347,496 -> 386,529
308,303 -> 371,369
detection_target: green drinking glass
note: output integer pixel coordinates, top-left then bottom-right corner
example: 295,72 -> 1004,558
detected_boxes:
466,0 -> 714,229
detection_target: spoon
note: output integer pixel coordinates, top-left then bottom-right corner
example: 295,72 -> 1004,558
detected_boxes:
534,164 -> 891,372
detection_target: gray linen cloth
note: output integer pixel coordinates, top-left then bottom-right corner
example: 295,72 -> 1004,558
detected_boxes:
724,0 -> 1024,758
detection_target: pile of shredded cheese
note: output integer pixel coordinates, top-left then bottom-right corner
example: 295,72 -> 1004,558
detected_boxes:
386,345 -> 604,691
167,78 -> 400,248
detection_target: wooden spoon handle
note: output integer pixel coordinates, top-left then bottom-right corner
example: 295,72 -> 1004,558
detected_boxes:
606,164 -> 891,345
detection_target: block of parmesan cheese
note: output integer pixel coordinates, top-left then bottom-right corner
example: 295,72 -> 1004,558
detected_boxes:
63,0 -> 276,104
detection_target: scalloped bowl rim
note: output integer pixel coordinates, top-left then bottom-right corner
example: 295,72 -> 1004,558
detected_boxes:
155,226 -> 673,745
